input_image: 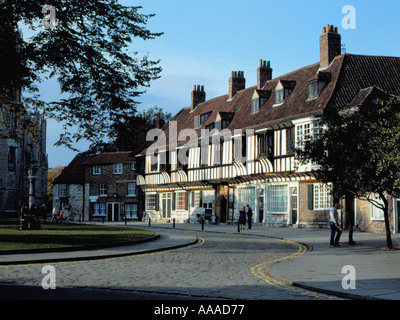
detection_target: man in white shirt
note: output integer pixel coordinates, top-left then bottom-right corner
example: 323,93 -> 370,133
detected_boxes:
330,202 -> 342,247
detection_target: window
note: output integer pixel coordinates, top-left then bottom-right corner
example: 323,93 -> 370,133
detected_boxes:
194,116 -> 200,129
99,183 -> 108,196
266,185 -> 288,214
93,165 -> 101,175
286,127 -> 295,154
238,187 -> 255,211
296,123 -> 311,147
125,204 -> 138,219
151,153 -> 158,172
222,119 -> 231,129
233,135 -> 247,162
127,183 -> 136,196
113,163 -> 123,174
313,122 -> 324,140
275,89 -> 284,104
314,184 -> 332,210
252,98 -> 260,113
59,184 -> 69,197
8,147 -> 16,174
257,131 -> 274,158
76,185 -> 82,194
308,82 -> 318,99
176,191 -> 187,210
371,194 -> 384,220
94,203 -> 106,216
206,123 -> 215,131
200,112 -> 211,124
146,194 -> 157,210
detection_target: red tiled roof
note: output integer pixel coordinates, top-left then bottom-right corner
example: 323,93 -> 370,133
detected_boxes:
141,53 -> 400,151
84,151 -> 136,165
54,155 -> 92,185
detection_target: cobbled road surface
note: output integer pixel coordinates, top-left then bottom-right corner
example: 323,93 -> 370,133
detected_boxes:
0,228 -> 341,300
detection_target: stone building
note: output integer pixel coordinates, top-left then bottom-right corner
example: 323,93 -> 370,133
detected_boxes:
52,155 -> 91,221
136,24 -> 400,234
53,151 -> 143,222
0,114 -> 47,215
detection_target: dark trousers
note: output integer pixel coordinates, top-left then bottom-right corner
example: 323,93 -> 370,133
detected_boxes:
330,222 -> 342,245
247,214 -> 252,229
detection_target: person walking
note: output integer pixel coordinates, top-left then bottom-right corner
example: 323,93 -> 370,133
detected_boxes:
246,204 -> 253,229
330,202 -> 342,247
238,206 -> 246,230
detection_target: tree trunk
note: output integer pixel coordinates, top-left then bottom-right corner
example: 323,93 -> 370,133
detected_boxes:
380,193 -> 393,249
383,206 -> 393,249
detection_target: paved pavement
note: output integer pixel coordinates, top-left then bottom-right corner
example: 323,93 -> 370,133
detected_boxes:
1,220 -> 400,300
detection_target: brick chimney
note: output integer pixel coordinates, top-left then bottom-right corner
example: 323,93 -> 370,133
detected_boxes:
257,59 -> 272,89
320,24 -> 341,68
229,71 -> 246,99
191,85 -> 206,111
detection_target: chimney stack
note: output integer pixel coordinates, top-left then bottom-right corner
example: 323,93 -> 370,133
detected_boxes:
320,24 -> 341,68
191,85 -> 206,111
257,59 -> 272,89
229,71 -> 246,99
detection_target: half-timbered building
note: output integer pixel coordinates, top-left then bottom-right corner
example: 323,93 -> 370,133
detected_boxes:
136,25 -> 400,232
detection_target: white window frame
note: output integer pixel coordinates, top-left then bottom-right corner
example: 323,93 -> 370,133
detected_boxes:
94,203 -> 106,216
125,204 -> 138,219
93,165 -> 101,175
313,183 -> 333,210
99,183 -> 108,197
58,184 -> 69,197
266,184 -> 289,214
113,163 -> 123,174
146,194 -> 157,210
127,182 -> 136,197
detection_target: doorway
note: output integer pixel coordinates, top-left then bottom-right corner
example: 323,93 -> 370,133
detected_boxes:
215,195 -> 227,223
107,203 -> 120,222
162,193 -> 172,219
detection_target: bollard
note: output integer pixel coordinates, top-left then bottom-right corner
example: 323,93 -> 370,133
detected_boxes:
149,217 -> 151,226
173,218 -> 176,228
201,219 -> 204,230
237,222 -> 240,233
125,216 -> 127,225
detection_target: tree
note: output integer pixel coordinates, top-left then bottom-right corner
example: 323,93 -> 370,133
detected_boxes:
47,166 -> 65,202
297,94 -> 400,249
0,1 -> 162,150
81,106 -> 172,155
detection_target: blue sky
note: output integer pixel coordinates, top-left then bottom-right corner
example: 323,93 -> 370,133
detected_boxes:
46,0 -> 400,167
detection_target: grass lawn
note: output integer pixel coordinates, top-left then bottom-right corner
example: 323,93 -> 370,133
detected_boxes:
0,221 -> 157,251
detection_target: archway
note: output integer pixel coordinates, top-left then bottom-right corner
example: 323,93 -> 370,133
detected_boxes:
215,195 -> 228,223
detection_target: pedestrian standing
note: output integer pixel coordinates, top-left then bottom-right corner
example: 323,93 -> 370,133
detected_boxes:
238,206 -> 246,230
59,210 -> 63,223
246,204 -> 253,229
51,206 -> 58,222
330,202 -> 342,247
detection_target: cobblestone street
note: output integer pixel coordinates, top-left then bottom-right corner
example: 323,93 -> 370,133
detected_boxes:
0,228 -> 339,300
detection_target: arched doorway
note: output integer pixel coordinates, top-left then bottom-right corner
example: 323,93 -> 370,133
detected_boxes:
215,195 -> 227,223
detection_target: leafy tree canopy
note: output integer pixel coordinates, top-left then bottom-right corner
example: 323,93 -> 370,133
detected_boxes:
0,0 -> 162,149
297,94 -> 400,248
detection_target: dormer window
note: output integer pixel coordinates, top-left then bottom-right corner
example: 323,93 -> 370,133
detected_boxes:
308,81 -> 318,99
252,90 -> 271,113
307,72 -> 331,100
274,81 -> 295,106
200,112 -> 211,124
194,116 -> 200,129
275,90 -> 284,104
